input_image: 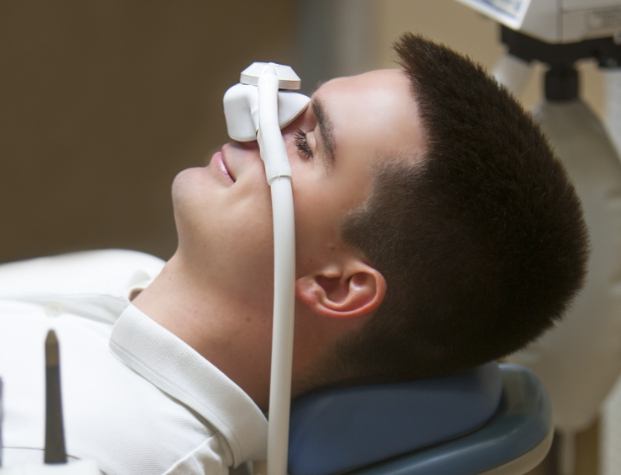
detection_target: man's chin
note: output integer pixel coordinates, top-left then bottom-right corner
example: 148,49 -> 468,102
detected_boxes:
170,169 -> 214,232
171,167 -> 210,202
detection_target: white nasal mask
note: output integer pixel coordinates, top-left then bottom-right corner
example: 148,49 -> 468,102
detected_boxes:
223,62 -> 311,142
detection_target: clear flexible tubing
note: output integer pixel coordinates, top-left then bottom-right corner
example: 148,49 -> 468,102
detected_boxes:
256,66 -> 296,475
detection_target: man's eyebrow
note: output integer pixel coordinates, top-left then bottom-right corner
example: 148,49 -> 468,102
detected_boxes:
311,98 -> 336,166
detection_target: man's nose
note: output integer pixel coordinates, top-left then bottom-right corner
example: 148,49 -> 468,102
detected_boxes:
229,139 -> 260,152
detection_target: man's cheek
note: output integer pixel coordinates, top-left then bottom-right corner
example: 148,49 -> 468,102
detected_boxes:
230,198 -> 273,251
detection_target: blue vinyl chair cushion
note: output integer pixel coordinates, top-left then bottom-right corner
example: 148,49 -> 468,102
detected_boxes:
351,364 -> 551,475
288,362 -> 502,475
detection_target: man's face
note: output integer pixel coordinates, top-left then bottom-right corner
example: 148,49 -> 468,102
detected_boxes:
171,69 -> 425,306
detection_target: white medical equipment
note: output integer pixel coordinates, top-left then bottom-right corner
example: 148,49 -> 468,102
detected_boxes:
223,62 -> 309,475
457,0 -> 621,42
456,1 -> 621,474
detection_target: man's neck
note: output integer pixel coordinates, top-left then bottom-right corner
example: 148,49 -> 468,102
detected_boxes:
132,251 -> 272,410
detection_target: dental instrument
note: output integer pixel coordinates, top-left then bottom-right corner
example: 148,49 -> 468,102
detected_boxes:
455,1 -> 621,473
223,62 -> 309,475
44,331 -> 66,465
0,332 -> 99,475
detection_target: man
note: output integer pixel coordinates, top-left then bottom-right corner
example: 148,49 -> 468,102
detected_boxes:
0,34 -> 587,474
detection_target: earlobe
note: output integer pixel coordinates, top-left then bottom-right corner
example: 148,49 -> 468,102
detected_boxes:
295,264 -> 386,319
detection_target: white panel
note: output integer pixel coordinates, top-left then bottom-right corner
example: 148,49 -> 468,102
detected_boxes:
519,0 -> 560,41
455,0 -> 527,28
604,69 -> 621,156
563,0 -> 621,10
459,0 -> 621,41
561,5 -> 621,41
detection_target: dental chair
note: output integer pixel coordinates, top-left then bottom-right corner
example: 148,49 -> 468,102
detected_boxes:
288,363 -> 552,475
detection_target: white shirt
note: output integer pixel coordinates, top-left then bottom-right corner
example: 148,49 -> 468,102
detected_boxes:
0,250 -> 267,474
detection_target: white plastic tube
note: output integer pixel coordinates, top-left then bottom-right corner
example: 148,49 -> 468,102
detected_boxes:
604,68 -> 621,156
601,66 -> 621,475
256,66 -> 296,475
265,179 -> 295,475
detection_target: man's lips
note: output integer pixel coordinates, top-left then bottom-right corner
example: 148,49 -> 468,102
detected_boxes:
211,149 -> 235,183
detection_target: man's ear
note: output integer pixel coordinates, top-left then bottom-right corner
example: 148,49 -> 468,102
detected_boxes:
295,261 -> 386,319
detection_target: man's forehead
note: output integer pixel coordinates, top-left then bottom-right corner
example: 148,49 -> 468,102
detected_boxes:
309,67 -> 425,165
310,69 -> 414,127
308,68 -> 411,124
311,68 -> 406,97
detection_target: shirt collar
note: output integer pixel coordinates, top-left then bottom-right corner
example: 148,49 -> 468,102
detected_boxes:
109,304 -> 267,466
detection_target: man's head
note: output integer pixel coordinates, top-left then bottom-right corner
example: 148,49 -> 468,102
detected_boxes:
171,34 -> 587,397
325,34 -> 589,385
171,66 -> 424,393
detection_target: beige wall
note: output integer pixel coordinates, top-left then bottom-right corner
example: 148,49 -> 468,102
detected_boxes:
0,1 -> 294,263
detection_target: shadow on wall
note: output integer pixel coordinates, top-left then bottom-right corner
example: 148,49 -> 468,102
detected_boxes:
0,1 -> 294,263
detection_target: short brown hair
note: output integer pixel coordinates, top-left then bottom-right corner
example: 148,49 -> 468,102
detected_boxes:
333,34 -> 588,383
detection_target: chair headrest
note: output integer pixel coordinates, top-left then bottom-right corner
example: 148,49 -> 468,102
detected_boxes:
288,362 -> 502,475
